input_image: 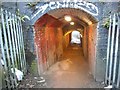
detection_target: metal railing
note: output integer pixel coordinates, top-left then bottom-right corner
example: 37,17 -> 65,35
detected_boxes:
105,13 -> 120,88
0,8 -> 26,89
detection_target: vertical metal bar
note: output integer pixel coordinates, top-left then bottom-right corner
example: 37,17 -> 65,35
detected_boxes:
18,18 -> 24,69
12,14 -> 20,70
17,18 -> 24,72
113,14 -> 119,85
5,10 -> 18,87
117,54 -> 120,88
15,16 -> 22,71
10,14 -> 18,70
117,13 -> 120,88
109,14 -> 116,85
1,9 -> 14,88
105,15 -> 112,84
9,13 -> 19,86
19,19 -> 26,73
0,8 -> 10,88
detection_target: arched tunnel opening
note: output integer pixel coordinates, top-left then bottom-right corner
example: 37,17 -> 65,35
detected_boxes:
33,8 -> 100,87
1,2 -> 119,89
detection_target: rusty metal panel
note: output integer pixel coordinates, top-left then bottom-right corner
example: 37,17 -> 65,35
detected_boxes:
34,14 -> 63,74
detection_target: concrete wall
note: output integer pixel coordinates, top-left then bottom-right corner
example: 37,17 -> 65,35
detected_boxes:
34,14 -> 63,74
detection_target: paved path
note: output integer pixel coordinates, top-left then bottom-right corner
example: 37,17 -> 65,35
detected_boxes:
44,44 -> 104,88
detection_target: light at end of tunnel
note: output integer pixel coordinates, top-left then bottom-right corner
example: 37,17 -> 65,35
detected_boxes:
64,15 -> 72,22
70,22 -> 74,25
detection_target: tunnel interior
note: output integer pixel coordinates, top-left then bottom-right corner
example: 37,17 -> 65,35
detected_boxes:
34,8 -> 98,78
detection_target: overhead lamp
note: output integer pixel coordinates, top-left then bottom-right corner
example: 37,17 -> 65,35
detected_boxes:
64,15 -> 72,22
70,22 -> 74,25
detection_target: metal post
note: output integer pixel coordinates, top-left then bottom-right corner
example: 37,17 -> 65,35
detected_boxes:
105,15 -> 112,84
109,14 -> 116,85
12,14 -> 20,70
15,15 -> 22,71
0,8 -> 27,88
5,10 -> 17,87
19,19 -> 27,73
10,13 -> 19,72
112,13 -> 119,85
0,8 -> 9,88
116,13 -> 120,88
17,18 -> 24,72
1,9 -> 14,88
117,52 -> 120,88
9,12 -> 20,86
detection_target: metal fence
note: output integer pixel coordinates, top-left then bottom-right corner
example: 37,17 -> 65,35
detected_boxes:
105,13 -> 120,88
0,8 -> 26,89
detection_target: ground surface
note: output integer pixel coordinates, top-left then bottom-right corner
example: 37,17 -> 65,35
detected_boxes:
19,44 -> 104,88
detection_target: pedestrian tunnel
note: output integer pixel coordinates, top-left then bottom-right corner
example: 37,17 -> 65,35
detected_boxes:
34,8 -> 98,79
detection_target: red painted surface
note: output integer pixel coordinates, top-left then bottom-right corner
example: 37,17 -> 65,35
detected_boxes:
34,14 -> 63,73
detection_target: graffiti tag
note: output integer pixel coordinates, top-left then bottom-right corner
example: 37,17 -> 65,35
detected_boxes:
31,1 -> 98,19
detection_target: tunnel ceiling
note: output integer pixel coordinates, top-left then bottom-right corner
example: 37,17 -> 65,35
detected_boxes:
47,8 -> 98,27
47,8 -> 98,35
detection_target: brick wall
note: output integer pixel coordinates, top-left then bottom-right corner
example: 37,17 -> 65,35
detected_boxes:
95,2 -> 119,81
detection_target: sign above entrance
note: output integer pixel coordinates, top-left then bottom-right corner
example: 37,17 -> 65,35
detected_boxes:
31,1 -> 98,19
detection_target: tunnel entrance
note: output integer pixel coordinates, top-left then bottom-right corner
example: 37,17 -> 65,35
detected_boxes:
32,1 -> 99,84
1,1 -> 120,89
34,7 -> 98,82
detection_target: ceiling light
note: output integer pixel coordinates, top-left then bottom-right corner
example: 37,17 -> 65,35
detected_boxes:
70,22 -> 74,25
64,15 -> 72,22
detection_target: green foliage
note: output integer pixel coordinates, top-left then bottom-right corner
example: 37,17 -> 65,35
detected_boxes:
30,60 -> 38,75
21,15 -> 30,22
26,2 -> 37,8
26,2 -> 38,14
102,18 -> 110,29
16,9 -> 30,22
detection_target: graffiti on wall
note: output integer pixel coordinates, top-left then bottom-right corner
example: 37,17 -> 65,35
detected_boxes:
31,0 -> 98,19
